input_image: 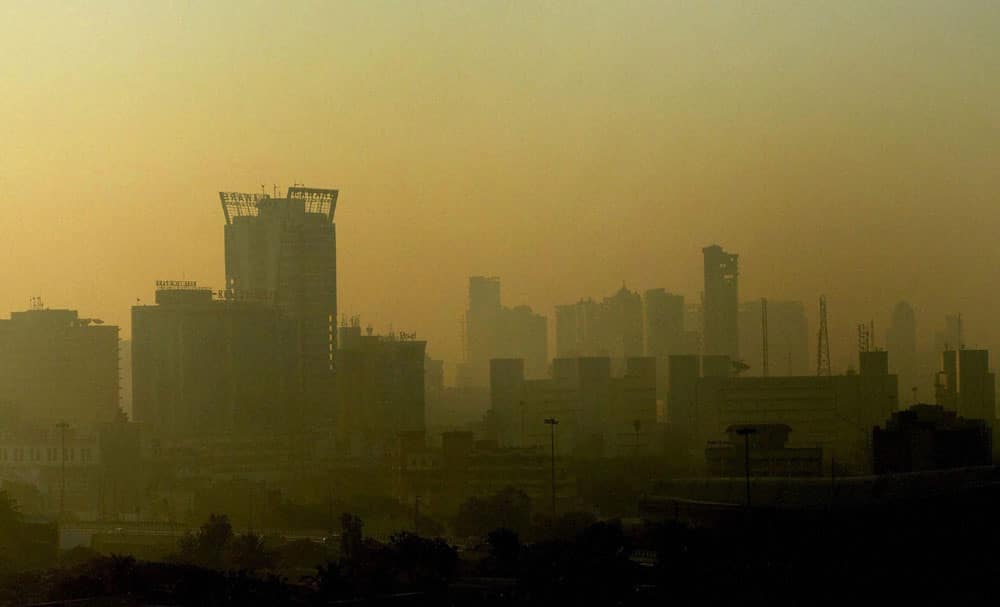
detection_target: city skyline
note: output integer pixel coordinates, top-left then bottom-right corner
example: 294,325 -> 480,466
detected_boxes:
3,1 -> 999,368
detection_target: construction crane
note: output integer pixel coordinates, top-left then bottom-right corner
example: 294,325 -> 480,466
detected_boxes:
817,296 -> 831,377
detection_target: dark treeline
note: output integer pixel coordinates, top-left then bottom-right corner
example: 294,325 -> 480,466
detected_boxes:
0,483 -> 998,604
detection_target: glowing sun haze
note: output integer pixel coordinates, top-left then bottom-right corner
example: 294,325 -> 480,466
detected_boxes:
2,1 -> 998,370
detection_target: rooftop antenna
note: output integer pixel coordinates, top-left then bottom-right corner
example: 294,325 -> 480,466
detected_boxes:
817,296 -> 831,377
761,298 -> 769,377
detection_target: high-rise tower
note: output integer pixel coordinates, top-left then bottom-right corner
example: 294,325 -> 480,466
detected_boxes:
702,245 -> 739,359
219,186 -> 339,415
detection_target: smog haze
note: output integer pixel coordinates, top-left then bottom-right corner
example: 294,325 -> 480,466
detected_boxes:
2,1 -> 999,369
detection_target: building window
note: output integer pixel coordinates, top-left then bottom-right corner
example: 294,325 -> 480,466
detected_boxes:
0,449 -> 6,461
80,448 -> 91,463
13,449 -> 23,462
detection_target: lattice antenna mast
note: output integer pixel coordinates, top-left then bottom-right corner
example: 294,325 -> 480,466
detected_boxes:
817,296 -> 832,376
761,298 -> 769,377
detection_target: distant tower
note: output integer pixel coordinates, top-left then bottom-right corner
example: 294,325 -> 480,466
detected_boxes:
702,245 -> 739,359
817,296 -> 831,377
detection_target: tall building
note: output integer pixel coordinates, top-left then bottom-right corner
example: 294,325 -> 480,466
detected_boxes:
886,301 -> 918,398
132,284 -> 300,437
602,285 -> 644,360
644,289 -> 687,402
739,300 -> 809,376
461,277 -> 547,386
219,186 -> 339,410
0,307 -> 119,431
702,245 -> 739,359
555,299 -> 601,358
644,289 -> 685,360
554,285 -> 643,364
465,276 -> 502,377
335,319 -> 426,456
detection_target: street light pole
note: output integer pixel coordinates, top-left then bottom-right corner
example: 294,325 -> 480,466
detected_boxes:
544,418 -> 559,519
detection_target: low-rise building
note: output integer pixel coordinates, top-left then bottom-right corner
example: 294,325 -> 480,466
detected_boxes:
705,424 -> 822,477
873,404 -> 991,473
488,356 -> 657,457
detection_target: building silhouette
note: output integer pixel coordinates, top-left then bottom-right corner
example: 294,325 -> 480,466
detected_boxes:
886,301 -> 918,400
335,319 -> 426,457
670,350 -> 898,472
936,349 -> 996,424
131,284 -> 301,437
487,355 -> 656,457
555,298 -> 601,358
0,307 -> 119,431
460,276 -> 547,386
643,289 -> 685,360
554,285 -> 643,365
702,245 -> 739,360
219,186 -> 339,413
705,424 -> 823,477
873,404 -> 991,473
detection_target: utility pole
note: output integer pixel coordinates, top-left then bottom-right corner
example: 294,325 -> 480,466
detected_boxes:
544,418 -> 559,519
56,421 -> 69,521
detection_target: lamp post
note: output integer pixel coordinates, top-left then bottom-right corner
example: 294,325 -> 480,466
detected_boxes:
56,421 -> 69,521
544,418 -> 559,519
734,426 -> 757,511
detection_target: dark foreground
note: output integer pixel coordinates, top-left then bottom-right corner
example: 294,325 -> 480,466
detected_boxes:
2,483 -> 999,606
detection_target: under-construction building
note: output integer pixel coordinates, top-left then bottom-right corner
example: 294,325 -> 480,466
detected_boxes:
219,187 -> 339,413
702,245 -> 739,360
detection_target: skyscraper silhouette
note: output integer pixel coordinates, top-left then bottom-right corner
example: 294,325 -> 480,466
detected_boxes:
702,245 -> 739,360
219,186 -> 339,416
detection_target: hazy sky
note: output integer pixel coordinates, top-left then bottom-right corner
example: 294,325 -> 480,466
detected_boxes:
2,1 -> 998,371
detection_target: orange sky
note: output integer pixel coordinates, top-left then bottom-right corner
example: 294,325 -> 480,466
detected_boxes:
2,1 -> 999,371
